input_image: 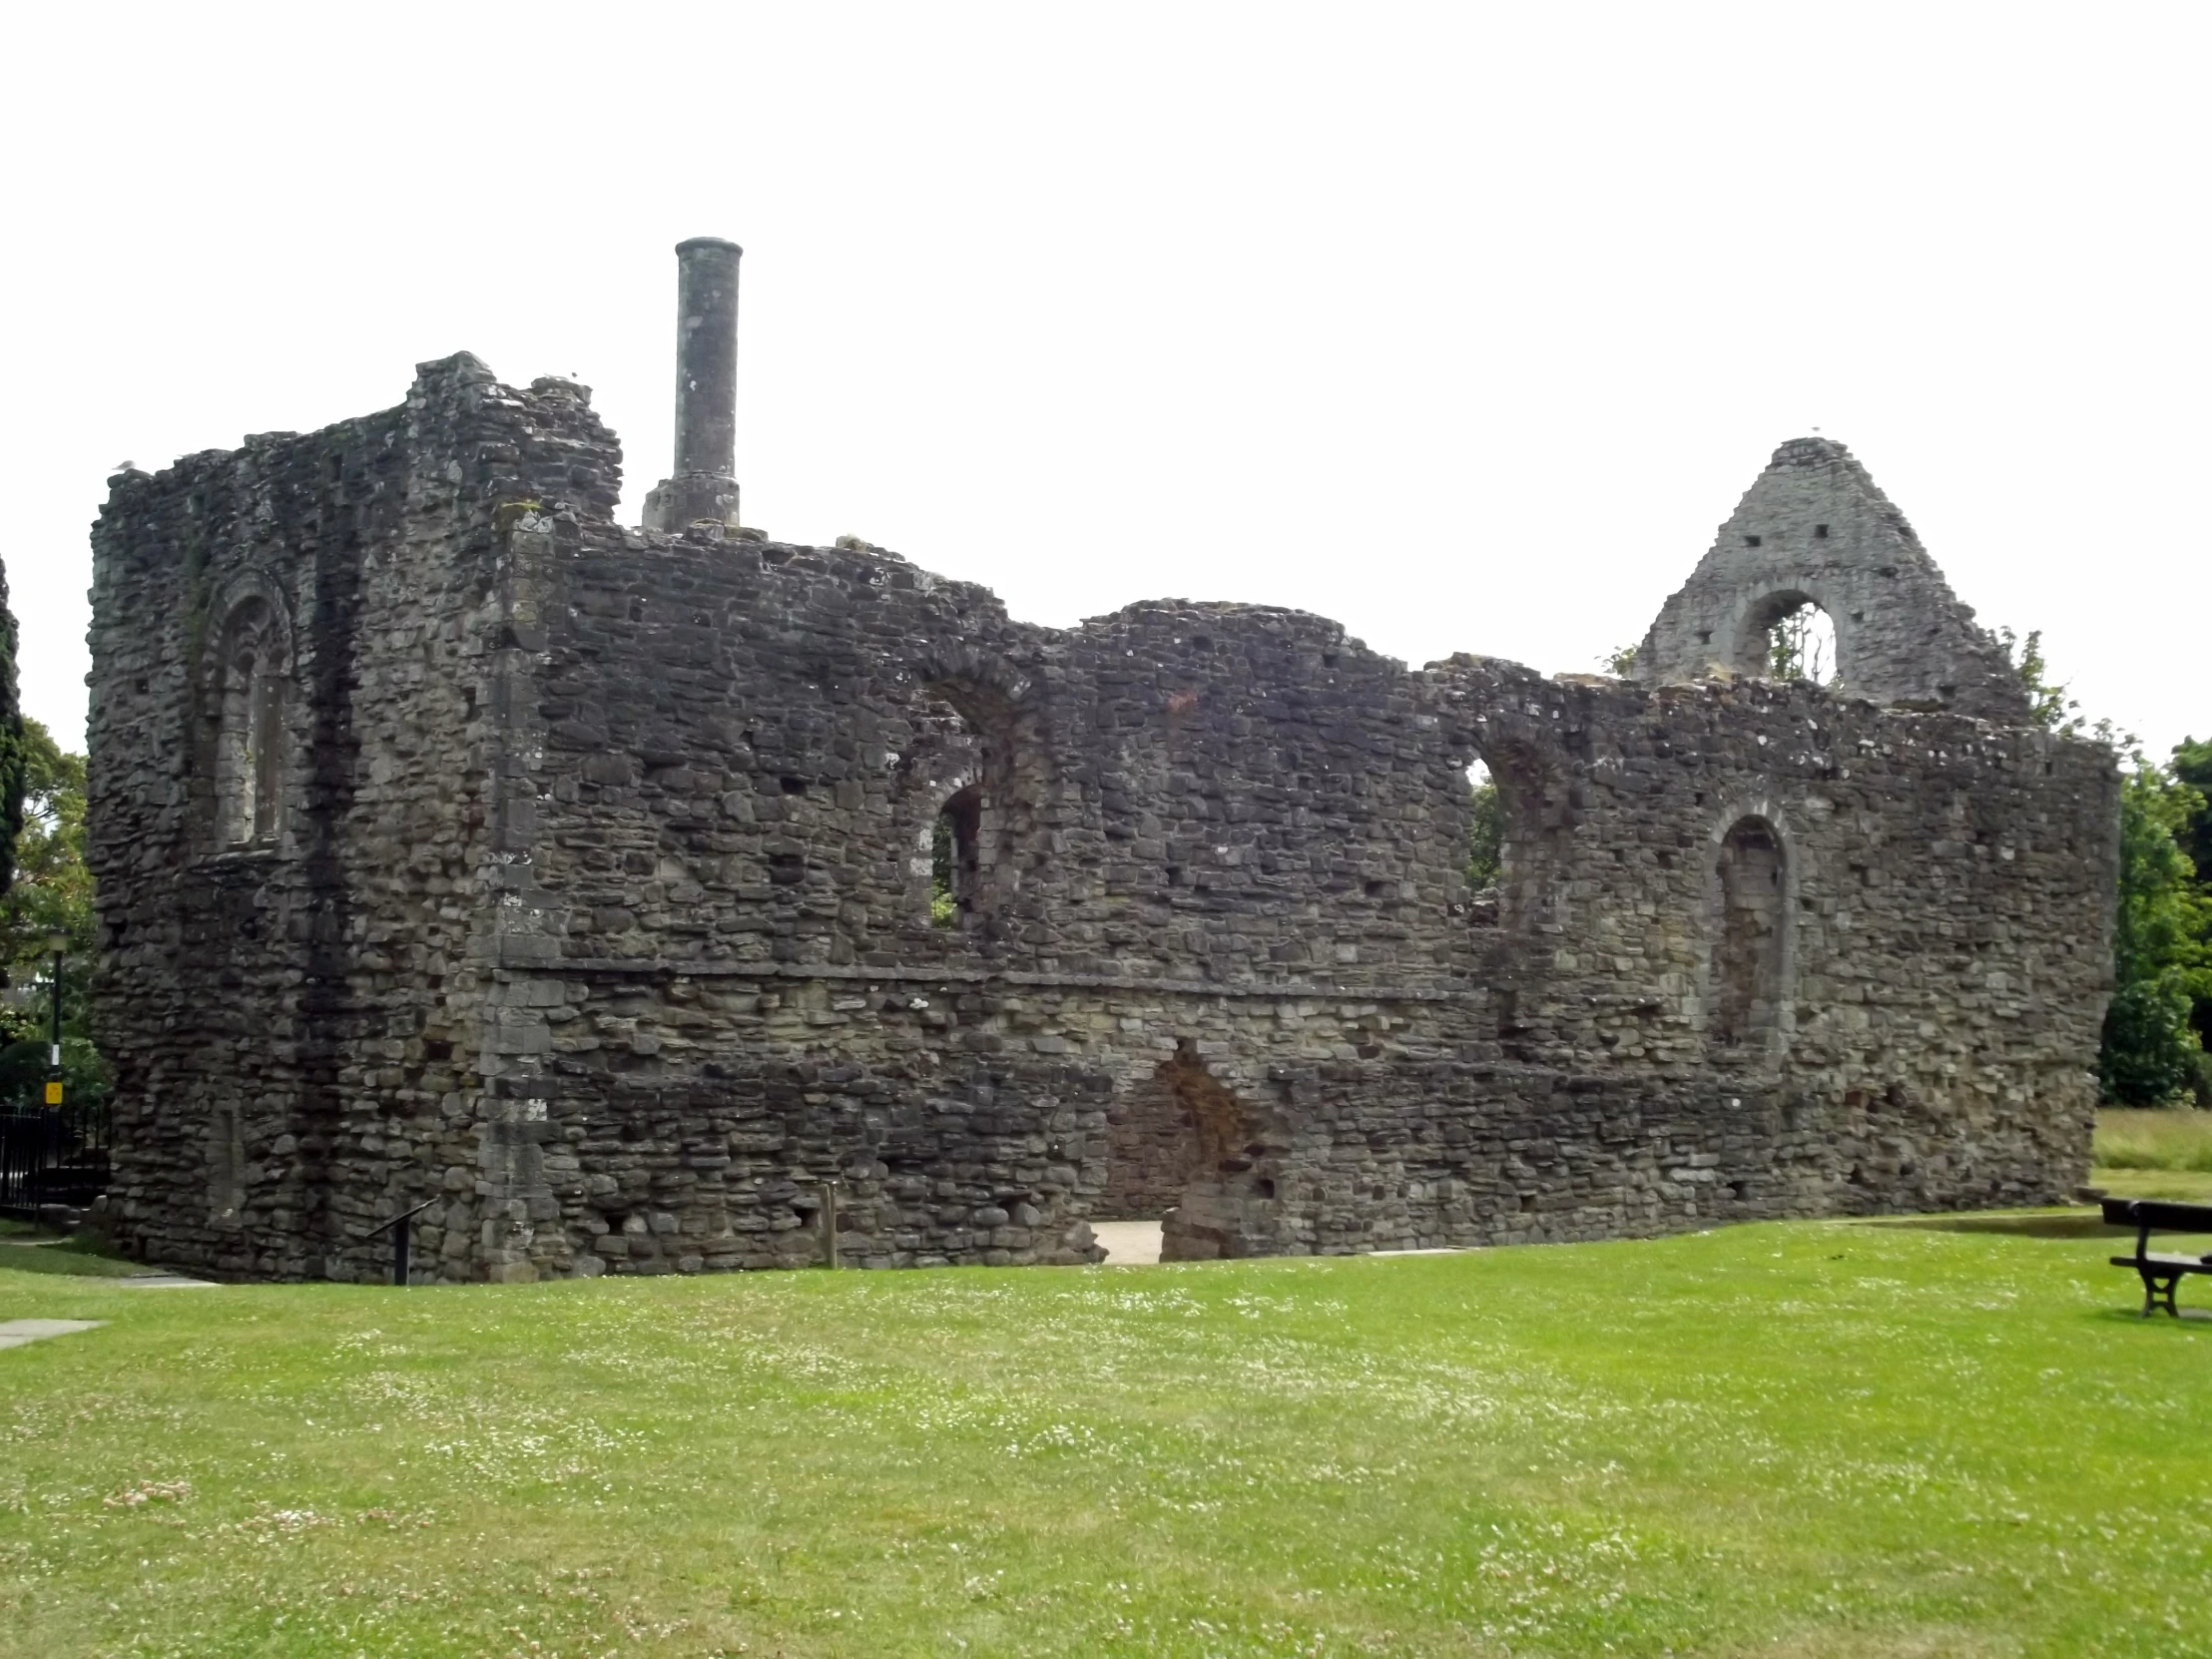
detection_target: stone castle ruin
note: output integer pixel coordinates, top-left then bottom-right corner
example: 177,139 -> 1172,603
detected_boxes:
86,240 -> 2117,1281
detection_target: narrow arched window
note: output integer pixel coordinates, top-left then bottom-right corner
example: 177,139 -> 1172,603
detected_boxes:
1464,762 -> 1502,892
1710,817 -> 1786,1047
213,598 -> 288,846
930,785 -> 982,928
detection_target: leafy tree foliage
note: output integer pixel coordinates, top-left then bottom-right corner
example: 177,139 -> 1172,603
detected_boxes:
2167,735 -> 2212,1058
1765,602 -> 1836,684
929,812 -> 956,928
1998,631 -> 2206,1102
0,570 -> 24,899
2172,736 -> 2212,887
1465,768 -> 1503,890
0,719 -> 106,1106
2096,742 -> 2212,1104
1998,627 -> 2082,736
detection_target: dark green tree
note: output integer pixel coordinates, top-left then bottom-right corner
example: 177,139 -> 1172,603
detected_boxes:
2001,631 -> 2206,1102
2097,742 -> 2212,1104
0,561 -> 25,898
1465,769 -> 1503,890
0,719 -> 106,1106
2172,736 -> 2212,886
1998,627 -> 2082,736
929,812 -> 956,928
2167,736 -> 2212,1057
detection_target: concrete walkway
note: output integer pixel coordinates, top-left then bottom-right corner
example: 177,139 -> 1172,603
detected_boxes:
0,1319 -> 103,1350
1093,1219 -> 1163,1265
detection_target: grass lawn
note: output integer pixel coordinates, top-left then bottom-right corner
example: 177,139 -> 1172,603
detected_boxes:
2093,1107 -> 2212,1203
1,1216 -> 2208,1657
0,1235 -> 172,1279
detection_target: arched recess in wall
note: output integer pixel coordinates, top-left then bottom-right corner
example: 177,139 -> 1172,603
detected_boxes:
1707,813 -> 1792,1053
911,764 -> 984,931
1103,1037 -> 1286,1261
1733,589 -> 1842,687
199,579 -> 296,851
205,1097 -> 246,1226
897,654 -> 1046,936
1455,737 -> 1557,932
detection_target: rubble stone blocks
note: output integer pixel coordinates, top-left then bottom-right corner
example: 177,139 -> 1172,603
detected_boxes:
83,249 -> 2117,1284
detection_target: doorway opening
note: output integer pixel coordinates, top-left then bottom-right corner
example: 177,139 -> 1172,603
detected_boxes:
1100,1039 -> 1279,1262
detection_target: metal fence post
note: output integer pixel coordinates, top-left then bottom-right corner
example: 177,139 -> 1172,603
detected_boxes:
362,1197 -> 439,1286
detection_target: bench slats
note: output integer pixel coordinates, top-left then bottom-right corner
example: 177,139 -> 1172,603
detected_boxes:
2108,1253 -> 2212,1272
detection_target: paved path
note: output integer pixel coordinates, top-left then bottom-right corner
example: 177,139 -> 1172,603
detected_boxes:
1093,1220 -> 1163,1265
0,1319 -> 103,1350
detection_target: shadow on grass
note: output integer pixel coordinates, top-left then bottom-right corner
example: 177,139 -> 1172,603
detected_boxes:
2092,1304 -> 2212,1328
0,1233 -> 159,1279
1859,1211 -> 2129,1240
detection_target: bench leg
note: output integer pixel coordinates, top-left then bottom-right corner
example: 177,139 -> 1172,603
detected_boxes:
2137,1266 -> 2182,1319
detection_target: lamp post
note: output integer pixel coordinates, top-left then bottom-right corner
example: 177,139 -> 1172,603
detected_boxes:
42,931 -> 66,1108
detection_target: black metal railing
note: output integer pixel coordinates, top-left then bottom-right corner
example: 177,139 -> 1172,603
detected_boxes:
0,1102 -> 113,1215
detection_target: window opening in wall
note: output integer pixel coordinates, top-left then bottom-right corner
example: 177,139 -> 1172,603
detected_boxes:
1764,599 -> 1839,686
1710,818 -> 1786,1048
1464,762 -> 1502,891
213,599 -> 287,847
930,786 -> 981,929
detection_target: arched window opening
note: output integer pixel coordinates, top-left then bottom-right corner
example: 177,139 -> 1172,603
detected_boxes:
1458,746 -> 1555,931
212,599 -> 288,847
907,669 -> 1044,936
1464,761 -> 1503,895
929,785 -> 982,929
1710,817 -> 1786,1048
1766,600 -> 1838,685
1738,591 -> 1840,686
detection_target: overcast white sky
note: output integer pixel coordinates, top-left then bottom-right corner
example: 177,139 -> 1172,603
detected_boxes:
6,3 -> 2206,760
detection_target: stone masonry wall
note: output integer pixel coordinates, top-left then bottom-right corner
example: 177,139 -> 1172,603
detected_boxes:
87,363 -> 2117,1281
88,357 -> 621,1278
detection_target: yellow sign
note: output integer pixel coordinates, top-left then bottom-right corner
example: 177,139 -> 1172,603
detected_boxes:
43,1081 -> 63,1106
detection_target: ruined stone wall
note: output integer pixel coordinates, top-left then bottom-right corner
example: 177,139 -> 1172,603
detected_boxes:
88,357 -> 622,1277
435,515 -> 1499,1276
426,501 -> 2111,1280
87,361 -> 2117,1282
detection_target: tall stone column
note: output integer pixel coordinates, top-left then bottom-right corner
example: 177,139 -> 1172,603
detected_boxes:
642,238 -> 743,532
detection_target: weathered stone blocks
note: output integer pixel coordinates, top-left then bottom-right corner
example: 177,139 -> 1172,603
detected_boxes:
84,334 -> 2115,1283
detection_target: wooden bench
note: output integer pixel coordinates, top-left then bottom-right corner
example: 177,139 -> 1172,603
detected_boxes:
2102,1197 -> 2212,1318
